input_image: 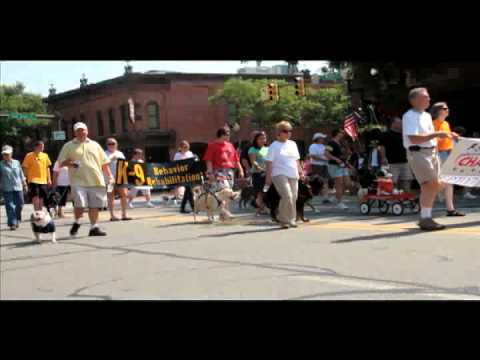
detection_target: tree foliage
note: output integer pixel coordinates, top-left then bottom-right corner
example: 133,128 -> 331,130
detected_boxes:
0,82 -> 50,143
209,78 -> 350,130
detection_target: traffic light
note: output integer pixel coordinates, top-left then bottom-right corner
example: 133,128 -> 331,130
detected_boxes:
267,83 -> 279,101
294,77 -> 305,97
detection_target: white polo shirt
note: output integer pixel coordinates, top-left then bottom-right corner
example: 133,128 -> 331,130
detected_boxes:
402,109 -> 437,149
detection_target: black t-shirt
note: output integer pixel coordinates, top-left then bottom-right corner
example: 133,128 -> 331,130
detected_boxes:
240,143 -> 252,168
326,140 -> 345,165
381,130 -> 407,164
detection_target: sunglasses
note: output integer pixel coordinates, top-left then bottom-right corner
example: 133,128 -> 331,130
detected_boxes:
281,129 -> 293,133
107,143 -> 116,146
441,108 -> 449,110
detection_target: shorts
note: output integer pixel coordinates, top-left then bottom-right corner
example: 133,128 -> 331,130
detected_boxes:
28,183 -> 48,201
438,150 -> 452,164
251,172 -> 266,193
71,186 -> 107,209
389,163 -> 414,183
407,148 -> 440,185
214,168 -> 235,189
310,164 -> 330,179
107,184 -> 128,193
56,186 -> 71,207
328,164 -> 349,179
128,187 -> 152,198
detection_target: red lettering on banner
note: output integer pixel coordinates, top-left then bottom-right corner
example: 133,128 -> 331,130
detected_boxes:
457,155 -> 480,167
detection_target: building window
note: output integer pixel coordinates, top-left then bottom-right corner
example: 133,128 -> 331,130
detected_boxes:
120,104 -> 128,133
71,117 -> 77,138
147,102 -> 159,129
80,113 -> 86,128
135,103 -> 142,121
96,111 -> 104,137
228,104 -> 237,122
108,108 -> 116,134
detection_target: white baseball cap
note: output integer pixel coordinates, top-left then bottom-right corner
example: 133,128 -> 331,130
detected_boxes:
1,145 -> 13,154
73,122 -> 88,131
312,133 -> 327,141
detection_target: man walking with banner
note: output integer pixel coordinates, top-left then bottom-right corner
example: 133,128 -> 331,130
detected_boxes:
402,87 -> 458,231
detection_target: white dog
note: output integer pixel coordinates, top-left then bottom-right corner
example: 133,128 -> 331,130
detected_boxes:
30,210 -> 57,243
192,186 -> 241,223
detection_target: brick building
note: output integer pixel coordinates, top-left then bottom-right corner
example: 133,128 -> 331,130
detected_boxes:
45,71 -> 306,162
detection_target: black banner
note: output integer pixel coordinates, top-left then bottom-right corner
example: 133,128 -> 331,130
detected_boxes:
115,159 -> 205,188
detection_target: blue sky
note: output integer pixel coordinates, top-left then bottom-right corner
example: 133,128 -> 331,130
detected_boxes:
0,61 -> 328,97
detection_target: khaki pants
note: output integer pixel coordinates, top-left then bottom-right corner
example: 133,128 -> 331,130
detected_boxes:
272,175 -> 298,224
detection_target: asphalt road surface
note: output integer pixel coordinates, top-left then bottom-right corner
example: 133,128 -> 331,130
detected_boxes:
1,195 -> 480,300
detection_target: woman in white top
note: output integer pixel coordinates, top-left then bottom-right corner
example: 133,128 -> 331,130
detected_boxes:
265,121 -> 305,229
173,140 -> 197,213
53,160 -> 71,218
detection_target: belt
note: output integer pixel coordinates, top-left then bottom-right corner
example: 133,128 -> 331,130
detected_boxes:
408,146 -> 435,152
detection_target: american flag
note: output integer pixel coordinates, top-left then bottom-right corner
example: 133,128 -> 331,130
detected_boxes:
128,97 -> 135,124
344,112 -> 359,141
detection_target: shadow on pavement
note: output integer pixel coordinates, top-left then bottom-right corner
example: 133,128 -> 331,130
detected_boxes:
331,229 -> 421,244
198,227 -> 285,238
4,235 -> 90,249
331,219 -> 480,244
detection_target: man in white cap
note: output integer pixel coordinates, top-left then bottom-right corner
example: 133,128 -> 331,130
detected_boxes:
57,122 -> 114,237
308,132 -> 332,203
1,145 -> 27,230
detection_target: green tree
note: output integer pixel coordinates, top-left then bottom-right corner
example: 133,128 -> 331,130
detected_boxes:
209,78 -> 349,130
0,82 -> 51,149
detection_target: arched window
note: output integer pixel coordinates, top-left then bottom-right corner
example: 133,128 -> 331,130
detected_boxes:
147,102 -> 160,129
96,111 -> 104,137
108,108 -> 116,134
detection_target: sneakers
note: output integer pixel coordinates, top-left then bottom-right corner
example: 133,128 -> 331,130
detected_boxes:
464,192 -> 477,200
89,227 -> 107,236
128,202 -> 134,209
289,222 -> 299,228
418,218 -> 446,231
336,202 -> 349,210
70,223 -> 81,236
145,202 -> 155,208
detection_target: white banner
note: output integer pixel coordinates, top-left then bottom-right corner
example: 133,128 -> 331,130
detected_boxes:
440,137 -> 480,187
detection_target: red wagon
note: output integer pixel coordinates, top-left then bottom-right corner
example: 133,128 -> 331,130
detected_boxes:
359,191 -> 420,216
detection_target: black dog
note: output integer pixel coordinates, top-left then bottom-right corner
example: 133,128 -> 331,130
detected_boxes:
263,176 -> 323,223
239,185 -> 256,209
44,190 -> 62,217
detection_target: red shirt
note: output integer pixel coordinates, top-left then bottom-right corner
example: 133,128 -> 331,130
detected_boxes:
203,141 -> 239,169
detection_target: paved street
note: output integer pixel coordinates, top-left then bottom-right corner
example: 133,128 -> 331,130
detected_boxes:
1,195 -> 480,300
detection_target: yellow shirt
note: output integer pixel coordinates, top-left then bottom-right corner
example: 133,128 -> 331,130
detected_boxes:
57,138 -> 109,187
22,152 -> 52,184
433,119 -> 454,151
